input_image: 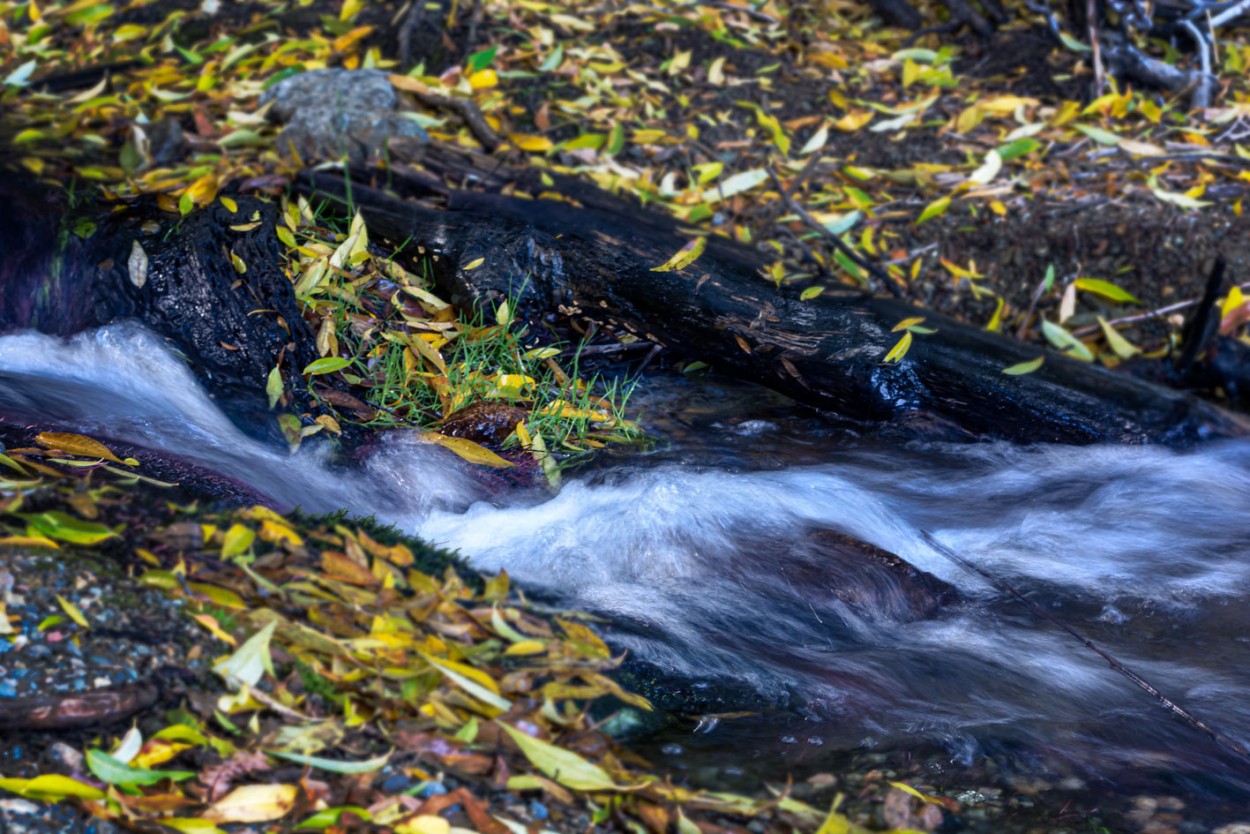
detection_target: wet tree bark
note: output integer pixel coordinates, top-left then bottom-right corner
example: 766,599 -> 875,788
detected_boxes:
297,149 -> 1247,447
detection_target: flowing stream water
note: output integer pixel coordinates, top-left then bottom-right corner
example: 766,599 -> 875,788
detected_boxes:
4,324 -> 1250,829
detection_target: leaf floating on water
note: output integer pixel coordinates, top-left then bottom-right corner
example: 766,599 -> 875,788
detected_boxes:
650,236 -> 707,273
1002,355 -> 1045,375
498,723 -> 622,792
128,240 -> 149,288
36,432 -> 128,464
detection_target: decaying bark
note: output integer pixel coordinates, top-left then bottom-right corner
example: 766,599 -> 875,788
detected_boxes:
297,147 -> 1248,446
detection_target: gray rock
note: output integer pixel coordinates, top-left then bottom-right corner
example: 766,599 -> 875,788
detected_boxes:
260,69 -> 428,162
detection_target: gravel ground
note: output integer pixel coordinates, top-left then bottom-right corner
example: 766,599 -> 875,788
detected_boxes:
0,547 -> 215,834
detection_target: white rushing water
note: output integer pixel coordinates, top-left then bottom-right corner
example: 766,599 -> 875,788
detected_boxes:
5,325 -> 1250,798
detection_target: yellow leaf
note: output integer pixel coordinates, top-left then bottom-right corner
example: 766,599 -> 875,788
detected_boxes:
397,816 -> 451,834
203,784 -> 297,823
505,640 -> 547,656
331,25 -> 373,53
508,133 -> 553,152
833,110 -> 873,131
892,316 -> 926,332
1222,286 -> 1246,321
916,196 -> 950,224
882,331 -> 912,363
1002,356 -> 1044,375
159,820 -> 227,834
193,614 -> 238,646
421,653 -> 512,712
55,595 -> 89,629
183,172 -> 219,209
464,256 -> 485,270
650,237 -> 707,272
221,524 -> 255,559
979,95 -> 1038,114
220,196 -> 238,213
468,69 -> 498,89
0,775 -> 105,801
35,432 -> 126,464
420,432 -> 514,468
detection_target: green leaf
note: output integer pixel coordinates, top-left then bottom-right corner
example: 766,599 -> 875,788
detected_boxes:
1074,277 -> 1140,304
539,44 -> 564,72
19,511 -> 118,545
296,807 -> 373,830
303,357 -> 350,375
996,137 -> 1041,160
268,750 -> 390,774
1002,356 -> 1044,375
499,723 -> 621,791
266,366 -> 284,410
86,749 -> 194,788
916,196 -> 950,224
1041,320 -> 1094,362
466,45 -> 498,73
800,286 -> 824,300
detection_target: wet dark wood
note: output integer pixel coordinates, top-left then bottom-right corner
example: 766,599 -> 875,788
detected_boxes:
298,152 -> 1248,447
0,680 -> 159,732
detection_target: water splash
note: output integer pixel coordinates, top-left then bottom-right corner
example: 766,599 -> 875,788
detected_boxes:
5,325 -> 1250,812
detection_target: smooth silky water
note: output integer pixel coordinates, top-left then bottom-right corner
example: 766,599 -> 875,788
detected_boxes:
4,325 -> 1250,828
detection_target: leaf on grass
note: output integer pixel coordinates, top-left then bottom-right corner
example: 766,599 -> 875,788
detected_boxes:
650,237 -> 707,272
1074,278 -> 1140,304
498,723 -> 621,791
1003,357 -> 1044,376
303,357 -> 351,375
202,783 -> 297,823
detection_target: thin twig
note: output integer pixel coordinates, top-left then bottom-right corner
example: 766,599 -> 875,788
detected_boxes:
406,88 -> 502,153
1070,279 -> 1250,338
922,532 -> 1250,763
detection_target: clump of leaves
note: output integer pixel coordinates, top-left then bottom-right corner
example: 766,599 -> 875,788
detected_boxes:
275,197 -> 642,478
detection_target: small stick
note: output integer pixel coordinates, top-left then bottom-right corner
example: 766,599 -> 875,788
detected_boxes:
921,531 -> 1250,763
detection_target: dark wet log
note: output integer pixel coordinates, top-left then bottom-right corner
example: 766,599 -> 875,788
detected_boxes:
297,154 -> 1248,447
0,680 -> 159,732
0,176 -> 317,426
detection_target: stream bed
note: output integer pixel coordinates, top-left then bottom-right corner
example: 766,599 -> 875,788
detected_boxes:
3,324 -> 1250,832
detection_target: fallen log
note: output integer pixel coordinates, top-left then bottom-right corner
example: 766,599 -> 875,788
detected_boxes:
296,150 -> 1248,446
